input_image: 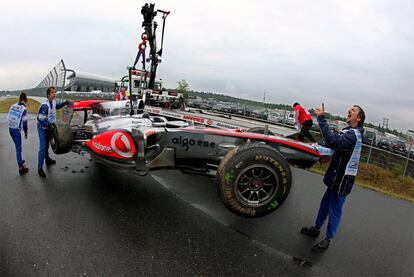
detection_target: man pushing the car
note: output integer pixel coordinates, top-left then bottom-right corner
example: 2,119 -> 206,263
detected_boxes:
301,103 -> 365,253
37,86 -> 71,178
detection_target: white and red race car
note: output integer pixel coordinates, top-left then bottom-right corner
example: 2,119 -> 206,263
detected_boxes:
50,99 -> 327,217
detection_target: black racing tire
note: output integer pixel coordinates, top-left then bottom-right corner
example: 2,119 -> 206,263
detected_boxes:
50,121 -> 73,154
216,142 -> 291,217
247,127 -> 275,136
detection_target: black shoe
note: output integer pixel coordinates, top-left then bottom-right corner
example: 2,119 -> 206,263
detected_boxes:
45,158 -> 56,166
19,164 -> 29,175
312,239 -> 330,253
38,168 -> 46,178
301,226 -> 320,237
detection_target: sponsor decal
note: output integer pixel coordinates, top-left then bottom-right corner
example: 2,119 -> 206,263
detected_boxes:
224,170 -> 235,183
86,130 -> 136,160
92,141 -> 112,152
268,200 -> 279,210
172,136 -> 216,151
215,122 -> 239,129
163,111 -> 181,118
207,119 -> 213,126
111,132 -> 133,158
224,187 -> 256,216
183,115 -> 205,124
348,161 -> 358,169
144,107 -> 161,114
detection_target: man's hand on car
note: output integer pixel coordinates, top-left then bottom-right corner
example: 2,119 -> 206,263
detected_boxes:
64,100 -> 74,106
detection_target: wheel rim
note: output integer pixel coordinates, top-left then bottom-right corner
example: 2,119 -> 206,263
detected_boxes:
234,164 -> 279,207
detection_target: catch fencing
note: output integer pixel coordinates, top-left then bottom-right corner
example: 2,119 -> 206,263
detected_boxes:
361,144 -> 413,178
309,130 -> 414,178
27,59 -> 67,100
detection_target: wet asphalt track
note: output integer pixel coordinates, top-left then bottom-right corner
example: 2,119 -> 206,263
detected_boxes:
0,114 -> 413,276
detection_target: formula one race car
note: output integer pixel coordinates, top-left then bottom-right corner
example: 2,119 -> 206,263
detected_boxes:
50,99 -> 325,217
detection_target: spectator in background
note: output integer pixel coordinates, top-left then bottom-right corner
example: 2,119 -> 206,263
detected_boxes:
116,88 -> 129,101
165,99 -> 173,110
179,95 -> 185,111
7,92 -> 29,174
293,102 -> 316,142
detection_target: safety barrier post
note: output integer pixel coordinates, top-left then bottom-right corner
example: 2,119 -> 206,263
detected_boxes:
366,134 -> 375,168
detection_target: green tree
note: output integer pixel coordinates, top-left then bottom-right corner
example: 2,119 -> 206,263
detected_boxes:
177,80 -> 189,101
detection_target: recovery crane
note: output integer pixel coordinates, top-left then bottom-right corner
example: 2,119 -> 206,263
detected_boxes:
121,3 -> 297,138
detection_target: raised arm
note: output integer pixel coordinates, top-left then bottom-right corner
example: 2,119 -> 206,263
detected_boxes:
318,115 -> 356,150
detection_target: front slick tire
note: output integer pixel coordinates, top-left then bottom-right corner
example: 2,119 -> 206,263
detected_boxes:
217,142 -> 291,217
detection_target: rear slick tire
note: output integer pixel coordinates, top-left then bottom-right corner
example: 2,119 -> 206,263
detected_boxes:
50,121 -> 73,154
216,142 -> 291,217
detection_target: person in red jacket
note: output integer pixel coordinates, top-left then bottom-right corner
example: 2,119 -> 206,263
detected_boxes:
293,102 -> 315,142
116,88 -> 128,101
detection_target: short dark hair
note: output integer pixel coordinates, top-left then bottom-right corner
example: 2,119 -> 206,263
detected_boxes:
47,86 -> 56,96
353,105 -> 365,127
293,102 -> 300,107
19,92 -> 27,102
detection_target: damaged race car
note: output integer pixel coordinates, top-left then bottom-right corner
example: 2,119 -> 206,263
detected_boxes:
50,99 -> 326,217
49,3 -> 328,217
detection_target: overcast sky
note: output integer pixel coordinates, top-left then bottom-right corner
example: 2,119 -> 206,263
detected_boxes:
0,0 -> 413,132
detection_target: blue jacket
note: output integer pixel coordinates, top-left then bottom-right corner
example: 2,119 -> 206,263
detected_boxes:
37,99 -> 65,129
318,115 -> 364,196
8,102 -> 28,134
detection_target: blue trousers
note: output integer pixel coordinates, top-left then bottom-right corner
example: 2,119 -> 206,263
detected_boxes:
133,49 -> 146,69
9,128 -> 24,167
315,188 -> 347,239
37,123 -> 51,169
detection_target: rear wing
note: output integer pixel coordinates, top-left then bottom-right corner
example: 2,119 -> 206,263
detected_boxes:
62,100 -> 108,125
73,100 -> 108,110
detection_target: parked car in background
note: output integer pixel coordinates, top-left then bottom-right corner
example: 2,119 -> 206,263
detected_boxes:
268,111 -> 283,123
377,138 -> 392,151
391,140 -> 407,156
251,111 -> 267,120
212,104 -> 224,112
286,113 -> 295,125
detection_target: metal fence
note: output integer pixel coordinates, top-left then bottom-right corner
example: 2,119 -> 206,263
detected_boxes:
309,130 -> 414,178
361,143 -> 413,178
27,59 -> 67,100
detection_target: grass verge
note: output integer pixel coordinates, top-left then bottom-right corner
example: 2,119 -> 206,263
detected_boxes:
0,97 -> 41,114
308,162 -> 414,202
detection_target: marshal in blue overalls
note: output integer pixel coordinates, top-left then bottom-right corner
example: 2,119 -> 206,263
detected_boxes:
7,93 -> 29,174
36,87 -> 69,177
